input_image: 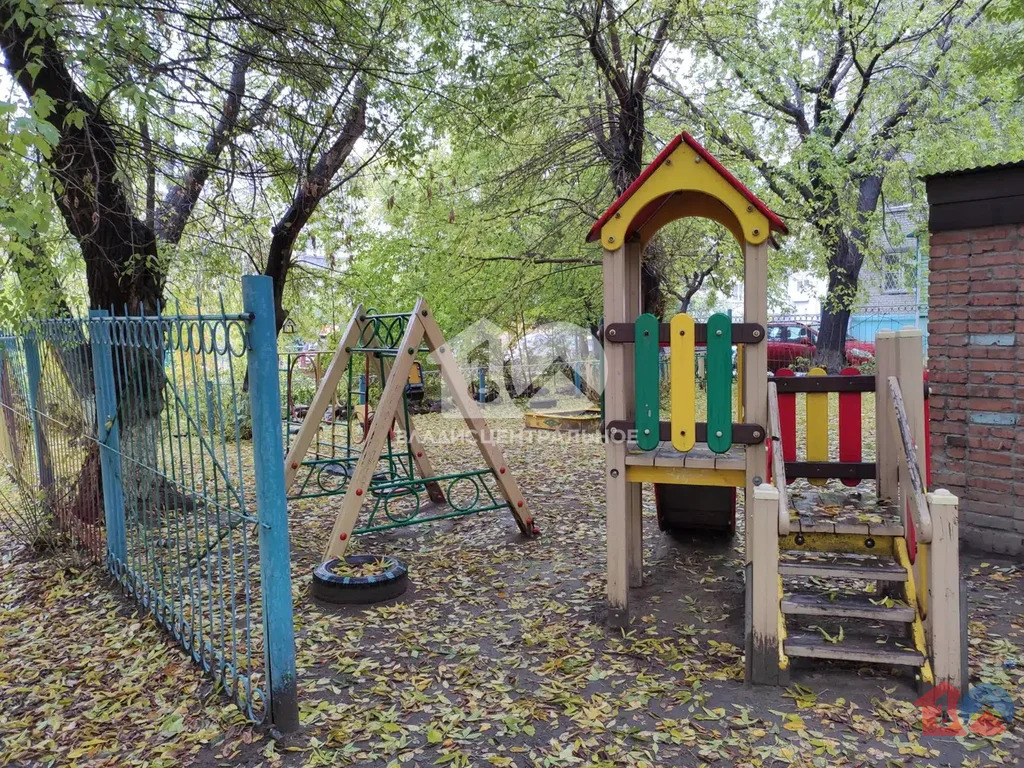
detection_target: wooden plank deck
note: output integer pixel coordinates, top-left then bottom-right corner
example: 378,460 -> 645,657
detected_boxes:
785,480 -> 904,536
624,442 -> 746,471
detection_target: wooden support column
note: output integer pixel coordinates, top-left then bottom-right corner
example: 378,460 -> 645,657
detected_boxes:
323,304 -> 426,560
379,356 -> 446,503
896,328 -> 929,630
604,243 -> 631,627
742,239 -> 773,682
748,484 -> 781,684
896,329 -> 927,485
418,309 -> 533,531
742,240 -> 769,544
927,488 -> 963,690
624,241 -> 643,589
874,331 -> 898,502
284,305 -> 366,490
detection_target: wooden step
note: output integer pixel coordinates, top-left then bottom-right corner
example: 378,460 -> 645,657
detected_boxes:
785,631 -> 924,667
779,554 -> 907,582
782,593 -> 915,622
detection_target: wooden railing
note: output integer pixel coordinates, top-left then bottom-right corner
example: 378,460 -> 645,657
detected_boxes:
767,382 -> 790,535
888,376 -> 932,543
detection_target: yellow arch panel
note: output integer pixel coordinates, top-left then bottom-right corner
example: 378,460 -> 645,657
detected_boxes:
598,142 -> 772,250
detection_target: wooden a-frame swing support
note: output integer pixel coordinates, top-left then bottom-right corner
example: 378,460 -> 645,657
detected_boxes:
283,299 -> 536,560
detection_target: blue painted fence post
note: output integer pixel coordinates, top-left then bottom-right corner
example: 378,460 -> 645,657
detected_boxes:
89,311 -> 127,569
22,332 -> 54,493
358,373 -> 367,405
242,276 -> 299,732
478,367 -> 486,404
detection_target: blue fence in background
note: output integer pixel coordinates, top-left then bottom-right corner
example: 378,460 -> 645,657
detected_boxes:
848,306 -> 928,352
0,276 -> 297,729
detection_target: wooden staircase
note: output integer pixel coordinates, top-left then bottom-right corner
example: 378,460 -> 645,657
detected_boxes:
777,537 -> 932,685
761,330 -> 964,689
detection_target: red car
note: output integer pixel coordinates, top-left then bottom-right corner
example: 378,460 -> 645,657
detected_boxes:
766,321 -> 875,371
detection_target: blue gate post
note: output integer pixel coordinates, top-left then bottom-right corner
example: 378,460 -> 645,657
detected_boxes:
89,311 -> 127,569
241,276 -> 299,732
22,332 -> 54,492
478,367 -> 486,404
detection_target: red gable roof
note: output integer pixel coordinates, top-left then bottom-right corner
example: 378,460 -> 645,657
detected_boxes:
585,132 -> 788,242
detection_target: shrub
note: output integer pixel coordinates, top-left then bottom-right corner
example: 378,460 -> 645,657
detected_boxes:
0,471 -> 58,552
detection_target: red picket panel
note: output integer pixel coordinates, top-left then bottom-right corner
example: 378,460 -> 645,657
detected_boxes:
838,367 -> 862,487
775,368 -> 797,481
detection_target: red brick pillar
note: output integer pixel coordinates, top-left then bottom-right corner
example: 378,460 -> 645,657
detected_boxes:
926,213 -> 1024,554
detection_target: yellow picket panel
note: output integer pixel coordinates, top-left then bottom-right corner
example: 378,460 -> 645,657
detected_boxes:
806,366 -> 828,486
670,313 -> 696,452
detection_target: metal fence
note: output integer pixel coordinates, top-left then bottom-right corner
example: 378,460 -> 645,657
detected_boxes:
769,304 -> 928,352
0,276 -> 297,729
0,322 -> 106,560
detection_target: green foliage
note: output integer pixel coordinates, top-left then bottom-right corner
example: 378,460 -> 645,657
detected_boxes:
973,0 -> 1024,95
1,0 -> 1020,344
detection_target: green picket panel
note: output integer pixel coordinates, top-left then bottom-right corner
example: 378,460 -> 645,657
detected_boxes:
634,313 -> 660,451
705,313 -> 733,454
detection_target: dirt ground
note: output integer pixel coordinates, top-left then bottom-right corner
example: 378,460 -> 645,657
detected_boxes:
1,416 -> 1022,767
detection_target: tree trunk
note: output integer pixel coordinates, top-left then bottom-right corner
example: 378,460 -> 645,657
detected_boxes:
0,8 -> 164,313
263,81 -> 367,334
1,11 -> 174,530
813,175 -> 883,372
156,50 -> 253,246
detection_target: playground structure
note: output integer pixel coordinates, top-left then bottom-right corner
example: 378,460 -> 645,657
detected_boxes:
592,132 -> 963,689
283,299 -> 537,562
524,406 -> 601,433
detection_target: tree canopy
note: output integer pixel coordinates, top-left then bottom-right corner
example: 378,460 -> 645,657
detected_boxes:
2,0 -> 1022,349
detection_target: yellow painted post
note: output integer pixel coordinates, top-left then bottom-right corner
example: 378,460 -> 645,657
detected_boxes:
735,344 -> 744,422
806,367 -> 828,486
670,313 -> 695,452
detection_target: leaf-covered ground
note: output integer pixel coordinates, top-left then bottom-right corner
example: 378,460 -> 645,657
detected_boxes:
1,414 -> 1022,767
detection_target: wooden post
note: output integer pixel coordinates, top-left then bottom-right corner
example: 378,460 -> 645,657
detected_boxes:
378,356 -> 446,503
323,304 -> 427,559
417,309 -> 532,526
874,331 -> 898,502
927,488 -> 962,690
896,328 -> 928,624
896,329 -> 927,484
742,240 -> 772,682
604,243 -> 631,627
283,304 -> 365,490
748,483 -> 780,684
624,241 -> 643,589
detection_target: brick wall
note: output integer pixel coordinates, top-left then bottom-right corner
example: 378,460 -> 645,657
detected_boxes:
928,224 -> 1024,555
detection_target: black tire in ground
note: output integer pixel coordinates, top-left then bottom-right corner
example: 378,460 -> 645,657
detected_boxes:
311,554 -> 409,604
